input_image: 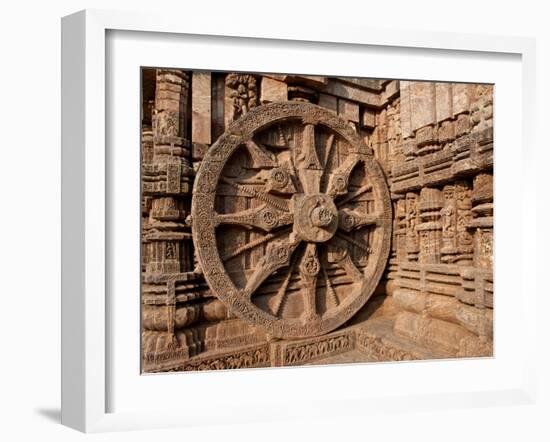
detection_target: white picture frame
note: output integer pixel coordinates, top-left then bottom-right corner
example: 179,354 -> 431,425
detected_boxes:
61,9 -> 537,433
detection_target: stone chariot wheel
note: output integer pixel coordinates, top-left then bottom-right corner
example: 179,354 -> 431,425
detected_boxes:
192,102 -> 392,339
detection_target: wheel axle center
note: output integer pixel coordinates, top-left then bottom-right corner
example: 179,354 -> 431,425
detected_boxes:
292,194 -> 338,243
311,206 -> 334,227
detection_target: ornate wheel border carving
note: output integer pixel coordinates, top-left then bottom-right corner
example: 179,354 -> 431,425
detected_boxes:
192,102 -> 392,338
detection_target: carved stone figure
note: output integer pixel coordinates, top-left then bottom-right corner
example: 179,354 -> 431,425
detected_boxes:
440,184 -> 457,261
225,73 -> 258,122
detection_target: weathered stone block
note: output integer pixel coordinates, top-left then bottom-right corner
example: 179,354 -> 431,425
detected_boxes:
472,173 -> 493,205
393,289 -> 425,313
455,303 -> 493,338
455,113 -> 471,136
424,295 -> 461,325
452,83 -> 474,116
260,77 -> 288,103
382,80 -> 400,102
318,93 -> 337,113
457,335 -> 492,357
338,99 -> 360,122
338,77 -> 384,91
415,125 -> 437,147
438,120 -> 455,143
394,311 -> 476,353
280,74 -> 328,89
401,138 -> 417,159
324,79 -> 380,106
435,82 -> 453,122
361,108 -> 376,129
410,82 -> 436,131
192,72 -> 212,145
400,81 -> 412,138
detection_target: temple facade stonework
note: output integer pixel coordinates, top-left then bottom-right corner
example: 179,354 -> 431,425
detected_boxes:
141,70 -> 493,372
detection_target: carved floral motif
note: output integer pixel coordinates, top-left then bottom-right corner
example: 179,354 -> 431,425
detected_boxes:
183,346 -> 270,371
283,334 -> 353,365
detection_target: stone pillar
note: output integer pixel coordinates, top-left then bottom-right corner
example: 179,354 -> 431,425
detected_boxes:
399,82 -> 415,161
141,125 -> 153,273
394,198 -> 408,263
145,69 -> 193,276
455,181 -> 474,265
405,192 -> 419,261
142,69 -> 200,370
417,188 -> 443,264
191,72 -> 212,146
471,173 -> 493,269
385,196 -> 405,285
385,99 -> 402,167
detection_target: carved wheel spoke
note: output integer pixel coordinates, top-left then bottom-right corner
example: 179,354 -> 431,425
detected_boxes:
221,230 -> 288,261
296,123 -> 323,194
336,183 -> 373,207
339,253 -> 363,281
299,243 -> 321,322
335,231 -> 370,254
215,204 -> 293,232
326,154 -> 361,198
338,209 -> 382,232
192,102 -> 391,338
244,139 -> 276,169
271,253 -> 298,316
242,235 -> 301,299
327,238 -> 364,282
322,266 -> 339,307
220,176 -> 290,212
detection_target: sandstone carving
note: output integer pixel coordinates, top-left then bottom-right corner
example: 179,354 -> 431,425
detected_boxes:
192,102 -> 392,339
141,70 -> 494,372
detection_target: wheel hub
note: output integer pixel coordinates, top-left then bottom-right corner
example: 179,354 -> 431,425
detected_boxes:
292,193 -> 338,243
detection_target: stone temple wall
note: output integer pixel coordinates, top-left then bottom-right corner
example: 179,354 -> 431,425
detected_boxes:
140,70 -> 493,372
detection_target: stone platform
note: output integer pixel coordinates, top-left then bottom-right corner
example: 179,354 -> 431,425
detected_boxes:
146,314 -> 454,373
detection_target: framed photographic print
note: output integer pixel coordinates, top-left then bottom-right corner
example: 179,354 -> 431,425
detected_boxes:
61,9 -> 537,433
